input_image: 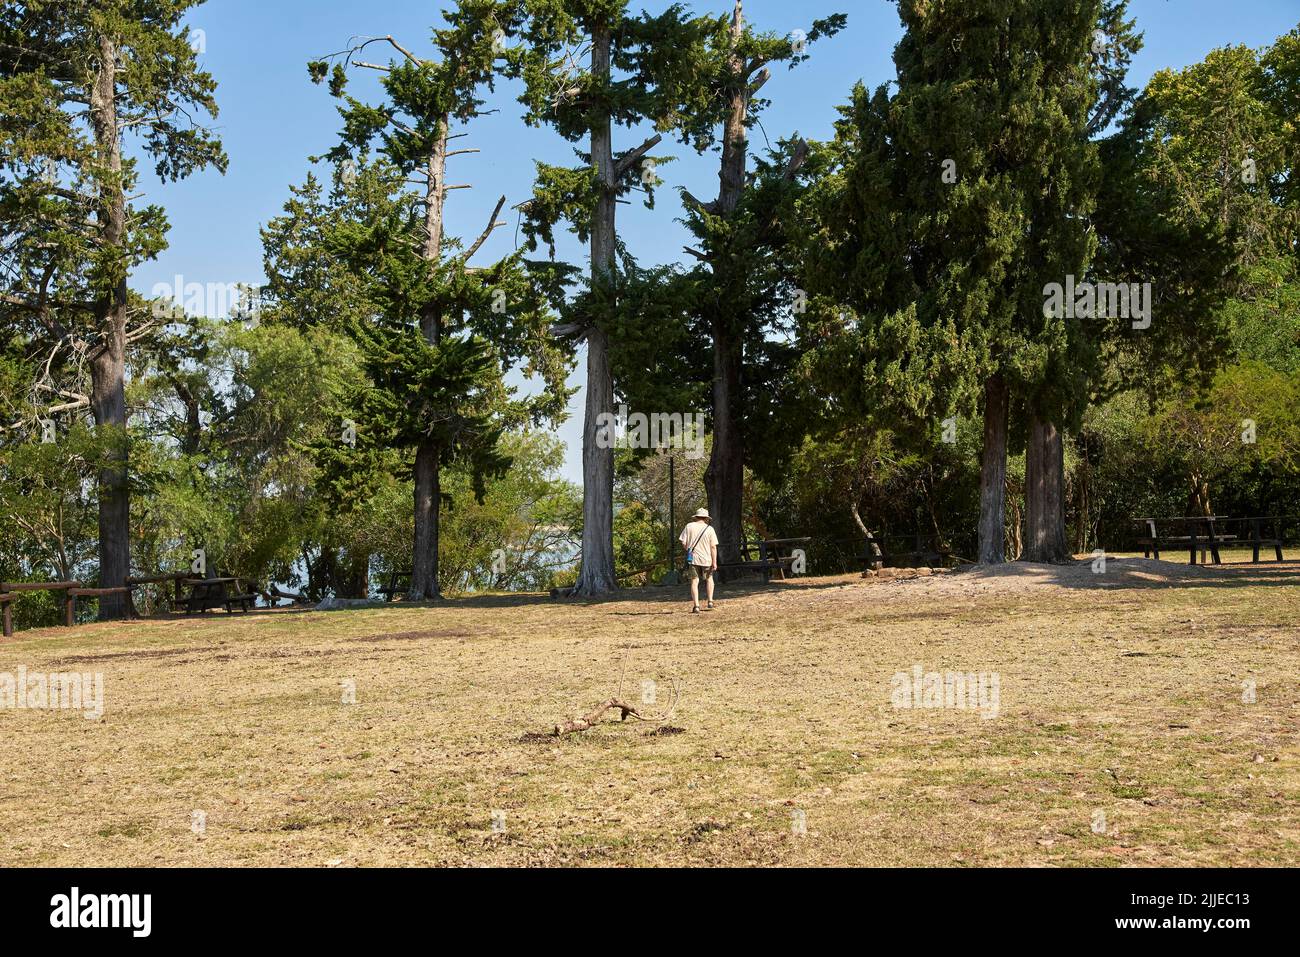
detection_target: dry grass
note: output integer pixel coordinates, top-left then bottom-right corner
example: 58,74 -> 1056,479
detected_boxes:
1,556 -> 1297,867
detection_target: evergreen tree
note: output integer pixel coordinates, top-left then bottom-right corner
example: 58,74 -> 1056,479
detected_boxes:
803,0 -> 1140,564
306,1 -> 571,599
0,0 -> 226,614
674,2 -> 844,574
509,0 -> 706,595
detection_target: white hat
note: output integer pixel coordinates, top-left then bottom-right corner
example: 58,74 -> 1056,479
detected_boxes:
693,508 -> 711,522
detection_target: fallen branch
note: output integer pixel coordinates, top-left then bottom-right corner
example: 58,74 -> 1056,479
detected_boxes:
552,676 -> 680,736
553,698 -> 642,735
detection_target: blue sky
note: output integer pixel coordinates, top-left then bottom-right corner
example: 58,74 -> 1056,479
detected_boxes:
135,0 -> 1299,483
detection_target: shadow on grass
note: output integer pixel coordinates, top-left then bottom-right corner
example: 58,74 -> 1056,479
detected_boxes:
127,556 -> 1300,627
946,557 -> 1300,591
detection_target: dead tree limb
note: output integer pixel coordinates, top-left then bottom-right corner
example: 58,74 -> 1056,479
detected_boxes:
462,194 -> 507,263
613,133 -> 663,179
552,677 -> 680,736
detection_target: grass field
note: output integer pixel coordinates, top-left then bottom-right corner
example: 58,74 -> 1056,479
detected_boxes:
2,556 -> 1297,867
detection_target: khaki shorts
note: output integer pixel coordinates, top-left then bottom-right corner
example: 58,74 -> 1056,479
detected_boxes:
688,565 -> 713,581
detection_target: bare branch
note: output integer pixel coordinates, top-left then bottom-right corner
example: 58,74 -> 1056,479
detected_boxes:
614,133 -> 663,179
47,397 -> 89,415
552,678 -> 680,736
782,138 -> 811,182
382,35 -> 425,66
462,195 -> 507,263
681,190 -> 720,216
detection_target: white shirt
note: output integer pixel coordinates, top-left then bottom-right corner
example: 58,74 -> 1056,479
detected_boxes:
679,520 -> 718,567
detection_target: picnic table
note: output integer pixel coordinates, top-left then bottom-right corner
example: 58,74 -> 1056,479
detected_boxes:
1236,516 -> 1287,563
717,537 -> 811,582
858,530 -> 951,570
180,576 -> 256,614
377,569 -> 413,602
1135,515 -> 1287,565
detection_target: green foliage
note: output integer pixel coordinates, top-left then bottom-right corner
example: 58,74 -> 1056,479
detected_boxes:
802,0 -> 1120,437
439,431 -> 580,592
0,0 -> 227,324
755,418 -> 983,573
301,15 -> 573,539
1228,257 -> 1300,372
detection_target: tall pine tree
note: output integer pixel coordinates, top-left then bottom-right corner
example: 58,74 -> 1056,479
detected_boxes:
513,1 -> 741,595
675,2 -> 844,574
0,0 -> 226,614
307,0 -> 570,598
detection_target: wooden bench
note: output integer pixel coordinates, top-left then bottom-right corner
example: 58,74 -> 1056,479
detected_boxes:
717,556 -> 796,580
717,538 -> 810,583
127,572 -> 193,612
377,569 -> 413,601
182,576 -> 255,614
1136,516 -> 1233,565
858,532 -> 950,570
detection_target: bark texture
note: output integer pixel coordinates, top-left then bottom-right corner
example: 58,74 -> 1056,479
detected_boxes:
409,118 -> 450,600
1022,415 -> 1071,563
977,374 -> 1009,564
572,26 -> 619,596
702,2 -> 751,577
89,34 -> 132,620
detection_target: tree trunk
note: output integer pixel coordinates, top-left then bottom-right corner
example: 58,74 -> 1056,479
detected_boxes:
90,344 -> 130,618
1073,434 -> 1090,554
342,549 -> 370,599
1022,415 -> 1071,563
411,443 -> 441,598
715,2 -> 748,215
90,34 -> 131,620
572,27 -> 618,596
1006,495 -> 1023,560
705,328 -> 744,574
977,374 -> 1009,564
1187,472 -> 1212,517
703,2 -> 750,578
850,498 -> 882,567
409,117 -> 450,600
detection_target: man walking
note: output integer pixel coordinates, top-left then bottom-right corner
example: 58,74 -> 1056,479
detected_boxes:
679,507 -> 719,613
